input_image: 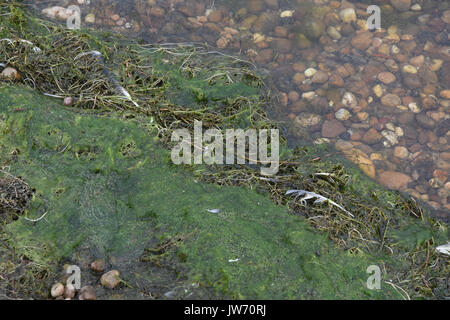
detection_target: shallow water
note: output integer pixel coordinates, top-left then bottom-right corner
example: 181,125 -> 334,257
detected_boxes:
27,0 -> 450,220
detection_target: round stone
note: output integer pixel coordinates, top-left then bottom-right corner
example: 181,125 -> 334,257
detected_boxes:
304,68 -> 317,78
311,71 -> 329,84
378,72 -> 396,84
402,65 -> 417,74
51,283 -> 65,298
101,270 -> 121,289
335,108 -> 351,121
0,67 -> 20,80
294,113 -> 322,127
394,146 -> 409,159
381,94 -> 401,107
339,8 -> 357,23
85,13 -> 95,24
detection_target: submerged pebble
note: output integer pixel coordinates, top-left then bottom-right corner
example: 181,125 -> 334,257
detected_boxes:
51,283 -> 65,298
78,286 -> 96,300
90,259 -> 106,272
63,97 -> 74,106
0,67 -> 20,81
64,284 -> 76,299
101,270 -> 121,289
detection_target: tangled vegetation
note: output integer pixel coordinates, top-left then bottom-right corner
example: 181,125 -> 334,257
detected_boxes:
0,2 -> 448,300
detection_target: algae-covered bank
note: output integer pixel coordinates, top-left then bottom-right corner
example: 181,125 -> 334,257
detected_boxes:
0,2 -> 448,300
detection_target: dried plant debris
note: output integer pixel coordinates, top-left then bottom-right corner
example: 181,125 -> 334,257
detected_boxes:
0,171 -> 33,222
286,189 -> 354,217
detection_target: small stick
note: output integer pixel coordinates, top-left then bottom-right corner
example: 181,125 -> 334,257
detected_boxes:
24,211 -> 48,222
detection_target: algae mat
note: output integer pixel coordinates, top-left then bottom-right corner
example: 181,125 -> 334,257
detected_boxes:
0,84 -> 398,299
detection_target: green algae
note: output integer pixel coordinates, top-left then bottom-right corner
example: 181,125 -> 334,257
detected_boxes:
0,84 -> 399,299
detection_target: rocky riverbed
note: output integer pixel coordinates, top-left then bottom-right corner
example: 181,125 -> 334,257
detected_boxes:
29,0 -> 450,221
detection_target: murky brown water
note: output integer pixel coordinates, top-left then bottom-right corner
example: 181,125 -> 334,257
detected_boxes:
26,0 -> 450,220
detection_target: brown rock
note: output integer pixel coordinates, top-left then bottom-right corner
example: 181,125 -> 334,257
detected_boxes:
442,10 -> 450,24
341,23 -> 355,37
0,67 -> 20,81
292,73 -> 305,84
441,152 -> 450,161
378,171 -> 412,190
292,62 -> 306,73
363,64 -> 384,84
150,7 -> 165,17
265,0 -> 279,10
415,114 -> 436,129
101,270 -> 121,289
422,96 -> 437,110
64,284 -> 76,299
397,112 -> 415,125
322,120 -> 346,138
90,259 -> 106,272
290,100 -> 307,113
440,90 -> 450,99
204,22 -> 221,33
248,0 -> 264,13
419,67 -> 438,84
208,11 -> 222,23
329,74 -> 344,87
351,32 -> 372,50
294,112 -> 322,127
51,283 -> 65,298
274,26 -> 288,37
280,92 -> 288,107
423,84 -> 436,95
393,146 -> 409,159
336,65 -> 351,78
177,5 -> 195,17
343,149 -> 376,179
403,74 -> 422,89
63,97 -> 74,106
381,94 -> 401,107
216,37 -> 229,49
409,55 -> 424,67
258,49 -> 273,62
357,112 -> 369,121
79,286 -> 96,300
433,169 -> 448,183
390,0 -> 411,12
377,72 -> 396,84
384,59 -> 399,72
288,91 -> 300,103
335,139 -> 353,151
349,81 -> 370,98
273,38 -> 292,53
362,128 -> 383,145
311,71 -> 329,84
436,119 -> 450,137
